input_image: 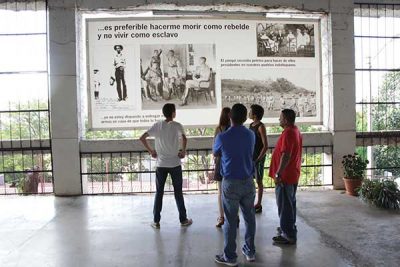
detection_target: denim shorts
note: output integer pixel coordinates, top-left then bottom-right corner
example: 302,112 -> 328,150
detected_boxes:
254,157 -> 266,183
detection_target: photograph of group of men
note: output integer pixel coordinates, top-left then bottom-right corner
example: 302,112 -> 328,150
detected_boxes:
221,68 -> 318,118
140,44 -> 217,110
223,91 -> 316,118
256,23 -> 315,57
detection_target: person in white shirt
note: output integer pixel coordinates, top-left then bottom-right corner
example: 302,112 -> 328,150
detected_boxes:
140,103 -> 193,229
296,29 -> 305,49
303,31 -> 311,46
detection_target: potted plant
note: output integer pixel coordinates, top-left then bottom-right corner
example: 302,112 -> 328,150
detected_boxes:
358,179 -> 400,210
342,153 -> 369,196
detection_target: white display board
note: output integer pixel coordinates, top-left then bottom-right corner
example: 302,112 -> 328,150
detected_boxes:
85,16 -> 321,129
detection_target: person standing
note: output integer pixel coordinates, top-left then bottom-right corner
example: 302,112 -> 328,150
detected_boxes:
269,109 -> 302,245
112,44 -> 127,101
213,107 -> 231,228
139,103 -> 193,229
165,50 -> 184,100
214,103 -> 256,266
249,104 -> 268,213
93,69 -> 100,100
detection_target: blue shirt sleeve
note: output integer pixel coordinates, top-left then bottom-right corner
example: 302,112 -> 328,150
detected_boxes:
213,133 -> 222,156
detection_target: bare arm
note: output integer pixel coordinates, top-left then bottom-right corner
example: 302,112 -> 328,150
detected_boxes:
178,134 -> 187,158
256,124 -> 268,161
139,132 -> 157,158
275,152 -> 291,184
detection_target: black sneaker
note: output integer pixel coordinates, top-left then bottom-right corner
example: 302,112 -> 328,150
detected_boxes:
181,218 -> 193,227
214,254 -> 238,266
272,235 -> 296,245
254,205 -> 262,213
150,222 -> 160,229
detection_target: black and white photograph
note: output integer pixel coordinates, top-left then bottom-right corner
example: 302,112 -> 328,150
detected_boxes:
88,43 -> 136,112
221,68 -> 318,119
140,44 -> 217,110
256,23 -> 315,57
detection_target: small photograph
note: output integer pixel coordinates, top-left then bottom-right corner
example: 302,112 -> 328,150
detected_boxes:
256,23 -> 315,57
140,44 -> 217,110
221,68 -> 318,118
88,43 -> 135,111
111,44 -> 128,101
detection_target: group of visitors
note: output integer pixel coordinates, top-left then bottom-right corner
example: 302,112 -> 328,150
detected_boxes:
139,102 -> 302,266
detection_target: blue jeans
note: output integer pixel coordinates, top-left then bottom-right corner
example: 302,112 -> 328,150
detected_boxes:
154,166 -> 187,223
275,183 -> 298,240
222,178 -> 256,261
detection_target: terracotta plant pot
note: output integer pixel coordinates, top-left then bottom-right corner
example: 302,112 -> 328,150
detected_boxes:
343,177 -> 363,196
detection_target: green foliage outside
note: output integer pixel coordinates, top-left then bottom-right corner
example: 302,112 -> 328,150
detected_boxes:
357,72 -> 400,176
358,179 -> 400,210
0,102 -> 52,185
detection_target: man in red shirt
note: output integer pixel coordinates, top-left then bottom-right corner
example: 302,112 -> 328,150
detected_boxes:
269,109 -> 302,245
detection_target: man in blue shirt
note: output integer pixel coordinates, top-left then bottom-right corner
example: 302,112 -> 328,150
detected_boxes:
213,103 -> 256,266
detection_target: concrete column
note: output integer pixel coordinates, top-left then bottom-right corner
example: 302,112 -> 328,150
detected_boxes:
49,1 -> 82,195
330,1 -> 356,189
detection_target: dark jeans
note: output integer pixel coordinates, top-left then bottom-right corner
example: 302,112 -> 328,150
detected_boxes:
275,183 -> 298,240
154,165 -> 187,223
222,178 -> 256,261
115,67 -> 127,99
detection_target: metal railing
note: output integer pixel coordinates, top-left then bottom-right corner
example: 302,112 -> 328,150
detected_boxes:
81,146 -> 333,194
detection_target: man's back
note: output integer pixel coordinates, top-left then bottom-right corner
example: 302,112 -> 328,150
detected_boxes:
214,125 -> 255,179
147,120 -> 184,168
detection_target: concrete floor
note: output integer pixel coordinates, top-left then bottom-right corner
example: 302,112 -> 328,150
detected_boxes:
0,190 -> 396,267
297,190 -> 400,267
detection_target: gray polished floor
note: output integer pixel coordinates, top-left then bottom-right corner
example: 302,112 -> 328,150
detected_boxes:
0,192 -> 352,267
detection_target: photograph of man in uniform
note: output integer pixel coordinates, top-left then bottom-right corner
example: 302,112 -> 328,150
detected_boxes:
111,44 -> 127,101
145,62 -> 164,100
180,57 -> 211,106
165,50 -> 184,100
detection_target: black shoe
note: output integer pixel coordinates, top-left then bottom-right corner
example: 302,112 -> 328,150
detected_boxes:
254,204 -> 262,213
150,222 -> 160,229
180,218 -> 193,227
276,226 -> 282,236
272,235 -> 296,245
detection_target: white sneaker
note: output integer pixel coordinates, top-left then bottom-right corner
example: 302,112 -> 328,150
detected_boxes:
241,247 -> 256,262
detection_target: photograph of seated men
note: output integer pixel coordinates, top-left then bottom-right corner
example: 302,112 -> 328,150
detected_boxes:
256,23 -> 315,57
140,44 -> 217,110
180,56 -> 211,106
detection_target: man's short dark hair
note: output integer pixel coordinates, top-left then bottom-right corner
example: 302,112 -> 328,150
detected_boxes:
162,103 -> 176,118
200,57 -> 206,62
250,104 -> 264,120
282,109 -> 296,124
231,103 -> 247,125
